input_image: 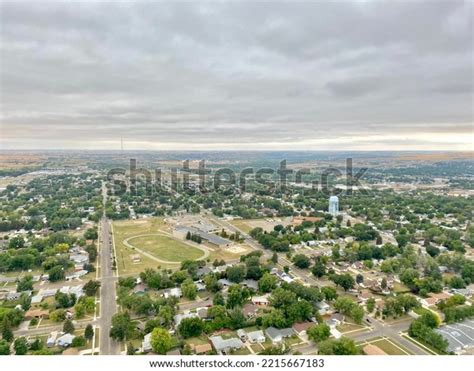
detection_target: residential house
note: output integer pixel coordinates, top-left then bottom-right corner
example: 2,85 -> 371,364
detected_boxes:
25,309 -> 49,320
252,294 -> 270,306
47,331 -> 58,347
265,327 -> 294,343
196,282 -> 206,292
217,278 -> 231,288
197,307 -> 209,320
193,343 -> 212,355
316,301 -> 330,315
165,287 -> 182,299
174,312 -> 198,326
420,292 -> 452,308
247,330 -> 266,344
292,322 -> 314,336
56,333 -> 76,347
31,294 -> 43,304
209,336 -> 243,354
242,279 -> 259,291
237,329 -> 247,341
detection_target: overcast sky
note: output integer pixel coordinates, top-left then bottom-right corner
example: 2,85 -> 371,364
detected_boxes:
1,0 -> 473,151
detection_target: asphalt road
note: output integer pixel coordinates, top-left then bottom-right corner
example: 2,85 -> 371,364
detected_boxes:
97,185 -> 120,355
347,316 -> 430,355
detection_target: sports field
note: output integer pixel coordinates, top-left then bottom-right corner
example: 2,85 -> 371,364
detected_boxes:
113,218 -> 207,275
125,234 -> 205,262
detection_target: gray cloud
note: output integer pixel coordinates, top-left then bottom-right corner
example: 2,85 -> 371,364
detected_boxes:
0,0 -> 473,150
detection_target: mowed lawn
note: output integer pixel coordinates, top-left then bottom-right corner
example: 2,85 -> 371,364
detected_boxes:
128,235 -> 204,261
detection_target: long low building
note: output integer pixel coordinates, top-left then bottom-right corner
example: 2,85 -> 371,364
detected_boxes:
173,226 -> 231,247
435,319 -> 474,353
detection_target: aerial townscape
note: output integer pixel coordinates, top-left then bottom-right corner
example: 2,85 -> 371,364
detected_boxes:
0,151 -> 473,356
0,0 -> 472,364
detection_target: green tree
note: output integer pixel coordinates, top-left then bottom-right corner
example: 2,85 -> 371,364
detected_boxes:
63,319 -> 75,334
307,323 -> 330,343
312,260 -> 326,277
331,274 -> 355,291
226,265 -> 246,283
258,272 -> 277,293
29,338 -> 42,351
178,317 -> 204,339
261,309 -> 288,329
350,305 -> 364,324
127,343 -> 136,355
227,285 -> 249,309
17,275 -> 34,292
292,254 -> 311,269
366,298 -> 376,313
84,324 -> 94,341
49,309 -> 66,322
321,286 -> 338,301
109,312 -> 135,341
48,265 -> 65,282
150,327 -> 173,354
271,252 -> 278,264
72,336 -> 86,347
2,324 -> 14,343
181,279 -> 197,300
269,288 -> 297,309
83,280 -> 101,296
158,306 -> 174,328
318,337 -> 359,355
14,337 -> 28,355
213,292 -> 225,306
0,339 -> 10,355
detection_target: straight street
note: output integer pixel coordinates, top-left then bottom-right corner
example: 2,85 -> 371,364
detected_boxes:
97,184 -> 120,355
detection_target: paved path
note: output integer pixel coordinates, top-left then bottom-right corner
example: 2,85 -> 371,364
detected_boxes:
122,232 -> 209,265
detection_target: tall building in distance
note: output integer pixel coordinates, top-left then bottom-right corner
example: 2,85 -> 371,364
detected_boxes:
328,195 -> 339,216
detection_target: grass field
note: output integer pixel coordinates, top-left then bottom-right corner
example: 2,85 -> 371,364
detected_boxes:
228,219 -> 254,233
113,218 -> 205,275
127,234 -> 204,261
358,337 -> 412,355
337,322 -> 369,334
229,217 -> 292,234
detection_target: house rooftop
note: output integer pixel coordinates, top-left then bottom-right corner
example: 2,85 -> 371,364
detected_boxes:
292,322 -> 314,333
209,336 -> 243,352
265,327 -> 294,340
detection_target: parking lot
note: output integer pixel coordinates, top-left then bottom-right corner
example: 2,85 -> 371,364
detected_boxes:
435,319 -> 474,353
